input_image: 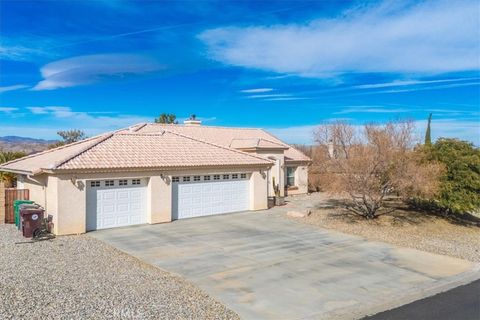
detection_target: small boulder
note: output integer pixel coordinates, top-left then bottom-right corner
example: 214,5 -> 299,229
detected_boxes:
287,209 -> 312,218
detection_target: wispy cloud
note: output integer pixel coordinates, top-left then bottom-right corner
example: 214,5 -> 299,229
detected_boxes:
0,84 -> 29,93
354,77 -> 479,89
32,54 -> 164,90
240,88 -> 274,93
0,107 -> 18,113
247,93 -> 291,99
334,106 -> 408,114
264,97 -> 310,101
267,119 -> 480,145
199,0 -> 479,78
0,37 -> 61,61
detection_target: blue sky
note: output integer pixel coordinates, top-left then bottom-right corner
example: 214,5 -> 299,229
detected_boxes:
0,0 -> 479,144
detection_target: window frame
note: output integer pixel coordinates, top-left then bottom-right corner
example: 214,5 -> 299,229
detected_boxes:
105,180 -> 115,187
286,167 -> 296,187
172,177 -> 180,183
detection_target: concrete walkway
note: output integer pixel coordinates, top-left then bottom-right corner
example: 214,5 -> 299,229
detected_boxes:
91,211 -> 479,320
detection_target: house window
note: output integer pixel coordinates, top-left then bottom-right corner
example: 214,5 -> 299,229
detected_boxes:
90,181 -> 100,187
194,176 -> 201,181
183,176 -> 190,182
223,174 -> 230,180
232,174 -> 238,179
213,175 -> 220,180
240,173 -> 247,179
172,177 -> 179,183
105,180 -> 114,187
119,179 -> 128,186
132,179 -> 141,185
204,175 -> 211,181
286,167 -> 296,186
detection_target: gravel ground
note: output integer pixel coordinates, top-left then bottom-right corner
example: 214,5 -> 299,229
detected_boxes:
0,224 -> 239,320
285,193 -> 480,262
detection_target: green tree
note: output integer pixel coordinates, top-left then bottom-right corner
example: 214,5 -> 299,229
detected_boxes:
154,113 -> 177,124
0,150 -> 26,187
49,130 -> 86,149
425,113 -> 432,145
424,138 -> 480,214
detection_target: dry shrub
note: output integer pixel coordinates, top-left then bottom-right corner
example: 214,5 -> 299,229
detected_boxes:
313,120 -> 444,219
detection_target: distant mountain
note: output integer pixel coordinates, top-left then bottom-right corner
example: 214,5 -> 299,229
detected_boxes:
0,136 -> 58,154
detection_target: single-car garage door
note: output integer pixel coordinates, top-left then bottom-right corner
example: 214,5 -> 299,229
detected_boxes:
86,178 -> 147,231
172,173 -> 250,219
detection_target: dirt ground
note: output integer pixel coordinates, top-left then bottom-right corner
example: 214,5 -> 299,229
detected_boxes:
286,193 -> 480,262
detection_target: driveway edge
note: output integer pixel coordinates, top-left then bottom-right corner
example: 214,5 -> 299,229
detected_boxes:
316,263 -> 480,320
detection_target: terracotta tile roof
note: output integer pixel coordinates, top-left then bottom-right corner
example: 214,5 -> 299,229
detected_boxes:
0,128 -> 273,174
229,138 -> 288,150
137,124 -> 311,162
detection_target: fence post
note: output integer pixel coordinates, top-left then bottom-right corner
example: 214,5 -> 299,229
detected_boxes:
0,182 -> 5,224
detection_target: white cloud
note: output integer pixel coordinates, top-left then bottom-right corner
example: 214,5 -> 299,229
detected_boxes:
263,97 -> 310,101
240,88 -> 274,93
0,85 -> 29,93
32,54 -> 164,90
199,0 -> 479,78
1,106 -> 152,139
0,107 -> 18,113
267,119 -> 480,145
354,77 -> 479,89
247,94 -> 291,99
334,106 -> 408,114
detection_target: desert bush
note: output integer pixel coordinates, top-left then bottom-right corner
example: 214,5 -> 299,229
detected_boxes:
0,150 -> 26,187
313,120 -> 443,219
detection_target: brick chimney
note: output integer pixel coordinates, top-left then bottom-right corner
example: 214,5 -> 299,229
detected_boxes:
183,114 -> 201,126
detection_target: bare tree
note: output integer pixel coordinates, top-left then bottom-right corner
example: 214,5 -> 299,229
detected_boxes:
313,120 -> 443,219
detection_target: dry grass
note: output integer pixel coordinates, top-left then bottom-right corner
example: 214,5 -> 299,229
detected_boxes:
287,193 -> 480,262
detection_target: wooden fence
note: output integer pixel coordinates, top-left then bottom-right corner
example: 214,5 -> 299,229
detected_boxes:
4,188 -> 29,224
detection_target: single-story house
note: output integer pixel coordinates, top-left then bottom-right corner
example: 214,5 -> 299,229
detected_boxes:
0,120 -> 310,235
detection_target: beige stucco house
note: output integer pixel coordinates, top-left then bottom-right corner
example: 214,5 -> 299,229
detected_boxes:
0,121 -> 310,235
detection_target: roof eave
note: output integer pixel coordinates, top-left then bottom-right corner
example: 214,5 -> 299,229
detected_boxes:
0,167 -> 36,176
48,163 -> 274,174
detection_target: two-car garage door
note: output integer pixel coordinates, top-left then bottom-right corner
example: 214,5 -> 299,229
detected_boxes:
173,174 -> 250,220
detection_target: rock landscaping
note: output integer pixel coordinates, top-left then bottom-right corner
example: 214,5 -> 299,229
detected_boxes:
285,193 -> 480,262
0,224 -> 239,320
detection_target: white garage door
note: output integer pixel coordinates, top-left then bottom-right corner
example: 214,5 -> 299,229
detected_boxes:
173,173 -> 250,219
86,178 -> 147,231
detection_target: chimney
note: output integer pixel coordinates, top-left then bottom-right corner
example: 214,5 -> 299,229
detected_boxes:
327,139 -> 335,159
183,114 -> 201,126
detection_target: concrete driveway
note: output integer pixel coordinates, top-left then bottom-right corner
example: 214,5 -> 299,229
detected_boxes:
91,211 -> 479,320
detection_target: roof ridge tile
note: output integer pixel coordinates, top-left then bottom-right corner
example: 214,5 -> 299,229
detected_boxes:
162,129 -> 275,164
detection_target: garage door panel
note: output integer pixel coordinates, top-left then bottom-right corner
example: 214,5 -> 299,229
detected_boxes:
87,180 -> 147,231
174,179 -> 250,220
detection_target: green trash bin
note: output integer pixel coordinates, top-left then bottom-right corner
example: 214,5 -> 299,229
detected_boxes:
14,200 -> 34,229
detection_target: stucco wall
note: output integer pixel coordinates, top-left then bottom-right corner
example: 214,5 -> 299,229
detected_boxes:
285,165 -> 309,195
22,175 -> 47,209
249,170 -> 268,210
251,150 -> 285,197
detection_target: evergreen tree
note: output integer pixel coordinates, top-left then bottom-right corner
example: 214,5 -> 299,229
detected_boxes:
425,113 -> 432,145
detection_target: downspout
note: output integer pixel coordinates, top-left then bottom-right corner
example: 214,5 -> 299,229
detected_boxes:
26,173 -> 47,211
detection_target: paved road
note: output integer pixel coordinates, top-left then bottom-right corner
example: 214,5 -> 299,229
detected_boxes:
363,279 -> 480,320
90,210 -> 477,320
